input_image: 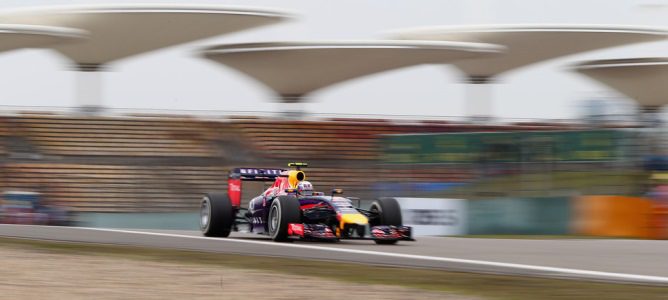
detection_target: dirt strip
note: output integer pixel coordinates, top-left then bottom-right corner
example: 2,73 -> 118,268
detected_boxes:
0,246 -> 478,300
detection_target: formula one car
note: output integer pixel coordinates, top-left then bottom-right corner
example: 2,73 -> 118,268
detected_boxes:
200,163 -> 412,244
0,191 -> 72,226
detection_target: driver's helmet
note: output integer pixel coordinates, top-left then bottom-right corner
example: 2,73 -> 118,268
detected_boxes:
297,181 -> 314,196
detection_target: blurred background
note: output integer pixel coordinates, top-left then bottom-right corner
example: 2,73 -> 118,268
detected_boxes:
0,0 -> 667,240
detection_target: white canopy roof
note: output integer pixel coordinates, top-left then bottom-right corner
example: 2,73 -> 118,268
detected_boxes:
0,4 -> 292,68
391,24 -> 668,80
572,57 -> 668,108
202,40 -> 503,101
0,24 -> 84,53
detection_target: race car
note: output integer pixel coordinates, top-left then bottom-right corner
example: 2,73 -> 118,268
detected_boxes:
0,191 -> 72,226
200,162 -> 413,244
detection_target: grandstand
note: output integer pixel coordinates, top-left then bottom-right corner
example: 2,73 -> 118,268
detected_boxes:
1,163 -> 228,212
230,117 -> 578,161
0,112 -> 579,213
10,114 -> 220,158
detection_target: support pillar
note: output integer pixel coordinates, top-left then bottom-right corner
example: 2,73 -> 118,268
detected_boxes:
279,94 -> 305,119
464,75 -> 494,123
74,63 -> 105,114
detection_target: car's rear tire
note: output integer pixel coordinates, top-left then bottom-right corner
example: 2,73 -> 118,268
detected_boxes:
369,197 -> 402,245
268,195 -> 301,242
201,193 -> 234,237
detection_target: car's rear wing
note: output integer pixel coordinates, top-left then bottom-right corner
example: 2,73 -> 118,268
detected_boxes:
230,168 -> 285,181
228,167 -> 285,207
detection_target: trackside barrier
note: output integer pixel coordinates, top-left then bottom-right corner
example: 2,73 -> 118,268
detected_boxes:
649,204 -> 668,239
467,197 -> 572,235
574,196 -> 654,238
395,198 -> 467,236
77,212 -> 199,230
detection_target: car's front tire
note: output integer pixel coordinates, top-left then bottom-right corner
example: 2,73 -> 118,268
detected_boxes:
268,195 -> 301,242
201,193 -> 234,237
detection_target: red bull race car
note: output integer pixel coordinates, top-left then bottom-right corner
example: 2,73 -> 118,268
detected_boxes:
0,191 -> 72,226
200,163 -> 413,244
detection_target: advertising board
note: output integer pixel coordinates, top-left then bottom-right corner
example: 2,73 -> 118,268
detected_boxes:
395,197 -> 467,236
382,130 -> 626,164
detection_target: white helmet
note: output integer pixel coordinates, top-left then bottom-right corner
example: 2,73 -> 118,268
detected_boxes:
297,181 -> 314,196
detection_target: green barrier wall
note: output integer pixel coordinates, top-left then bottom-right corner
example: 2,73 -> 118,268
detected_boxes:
467,197 -> 572,235
77,212 -> 199,230
382,130 -> 626,164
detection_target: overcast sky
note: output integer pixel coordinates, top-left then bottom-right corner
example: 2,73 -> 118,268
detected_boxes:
0,0 -> 666,120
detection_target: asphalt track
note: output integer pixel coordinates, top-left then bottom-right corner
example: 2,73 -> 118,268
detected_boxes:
1,224 -> 668,286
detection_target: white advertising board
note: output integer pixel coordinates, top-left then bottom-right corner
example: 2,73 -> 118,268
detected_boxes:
395,197 -> 467,236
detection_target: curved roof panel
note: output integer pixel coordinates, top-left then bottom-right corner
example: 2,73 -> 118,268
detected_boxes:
0,4 -> 292,66
391,24 -> 668,78
572,57 -> 668,107
202,40 -> 503,100
0,24 -> 84,53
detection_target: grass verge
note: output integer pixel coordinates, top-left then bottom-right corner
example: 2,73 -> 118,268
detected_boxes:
1,237 -> 666,300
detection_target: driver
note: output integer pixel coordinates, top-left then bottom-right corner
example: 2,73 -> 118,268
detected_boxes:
297,181 -> 314,196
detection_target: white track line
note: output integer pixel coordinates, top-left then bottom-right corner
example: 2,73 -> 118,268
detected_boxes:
69,227 -> 668,284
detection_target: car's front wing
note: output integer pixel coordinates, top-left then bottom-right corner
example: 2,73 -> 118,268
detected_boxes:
287,223 -> 413,241
370,225 -> 413,241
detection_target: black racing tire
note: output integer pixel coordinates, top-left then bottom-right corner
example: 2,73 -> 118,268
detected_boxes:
201,193 -> 234,237
369,197 -> 403,245
268,195 -> 301,242
369,197 -> 403,226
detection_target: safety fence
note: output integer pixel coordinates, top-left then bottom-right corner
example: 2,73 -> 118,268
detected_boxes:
396,196 -> 668,239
